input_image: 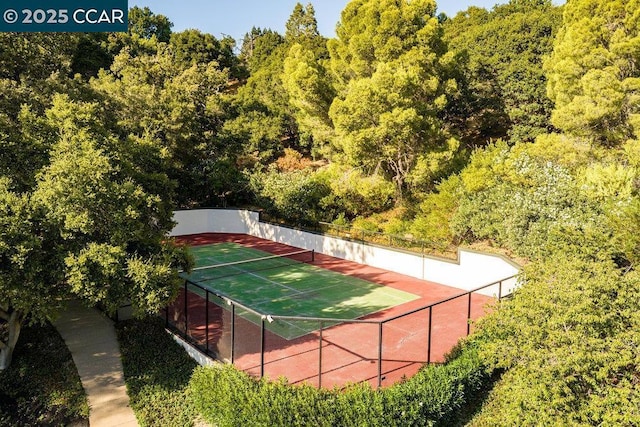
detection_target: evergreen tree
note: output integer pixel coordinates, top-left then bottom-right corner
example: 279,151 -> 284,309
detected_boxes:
546,0 -> 640,145
444,0 -> 562,144
327,0 -> 463,196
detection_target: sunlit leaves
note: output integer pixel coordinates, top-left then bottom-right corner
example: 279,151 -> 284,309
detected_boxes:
546,0 -> 640,144
474,257 -> 640,425
328,0 -> 461,195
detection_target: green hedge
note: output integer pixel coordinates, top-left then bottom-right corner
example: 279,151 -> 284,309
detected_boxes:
189,342 -> 489,427
116,317 -> 199,427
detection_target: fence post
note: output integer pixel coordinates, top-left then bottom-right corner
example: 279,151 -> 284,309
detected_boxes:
205,290 -> 210,354
378,322 -> 383,388
260,317 -> 266,378
318,321 -> 323,389
183,281 -> 188,335
427,306 -> 433,364
230,303 -> 236,363
467,292 -> 472,336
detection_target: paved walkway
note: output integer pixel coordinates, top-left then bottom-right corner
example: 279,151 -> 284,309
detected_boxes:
54,300 -> 138,427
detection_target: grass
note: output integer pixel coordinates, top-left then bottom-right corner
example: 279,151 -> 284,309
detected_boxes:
0,321 -> 89,427
116,317 -> 199,427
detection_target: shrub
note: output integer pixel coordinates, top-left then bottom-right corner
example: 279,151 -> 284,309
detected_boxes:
116,317 -> 199,427
248,166 -> 332,224
0,322 -> 89,426
471,257 -> 640,425
189,342 -> 491,426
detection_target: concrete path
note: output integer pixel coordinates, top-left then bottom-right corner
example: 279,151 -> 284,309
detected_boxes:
54,300 -> 138,427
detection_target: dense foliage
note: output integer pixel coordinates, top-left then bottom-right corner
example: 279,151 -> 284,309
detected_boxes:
444,0 -> 562,143
116,317 -> 198,427
0,322 -> 88,426
2,0 -> 640,423
190,343 -> 490,427
471,258 -> 640,425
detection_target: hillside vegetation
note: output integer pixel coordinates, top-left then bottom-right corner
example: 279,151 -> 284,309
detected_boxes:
0,0 -> 638,424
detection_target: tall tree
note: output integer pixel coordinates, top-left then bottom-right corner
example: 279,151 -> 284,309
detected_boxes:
0,96 -> 188,369
128,6 -> 173,42
282,43 -> 336,154
546,0 -> 640,145
285,3 -> 321,42
239,27 -> 284,73
444,0 -> 562,144
91,44 -> 231,206
327,0 -> 463,196
226,3 -> 328,162
170,30 -> 244,79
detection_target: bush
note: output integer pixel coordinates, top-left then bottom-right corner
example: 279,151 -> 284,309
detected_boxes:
189,342 -> 491,426
116,317 -> 199,427
471,257 -> 640,425
0,322 -> 88,426
449,140 -> 618,262
316,164 -> 395,218
248,166 -> 332,225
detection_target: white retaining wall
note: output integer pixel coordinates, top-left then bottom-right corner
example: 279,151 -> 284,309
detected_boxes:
170,209 -> 520,296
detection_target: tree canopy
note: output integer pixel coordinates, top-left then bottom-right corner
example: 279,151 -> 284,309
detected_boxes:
546,0 -> 640,145
1,2 -> 640,423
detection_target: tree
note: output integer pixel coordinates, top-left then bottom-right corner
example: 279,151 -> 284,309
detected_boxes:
91,44 -> 231,206
327,0 -> 463,196
104,7 -> 173,60
239,27 -> 284,74
474,257 -> 640,425
0,96 -> 189,370
128,6 -> 173,42
170,30 -> 244,79
0,33 -> 81,192
226,3 -> 329,163
286,3 -> 320,42
71,33 -> 113,79
450,139 -> 619,262
443,0 -> 562,144
282,43 -> 336,154
0,179 -> 64,369
546,0 -> 640,145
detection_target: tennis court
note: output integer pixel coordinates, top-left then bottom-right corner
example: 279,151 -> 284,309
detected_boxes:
182,242 -> 419,339
166,233 -> 499,388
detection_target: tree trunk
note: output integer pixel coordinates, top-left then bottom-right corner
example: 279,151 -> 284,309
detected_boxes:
0,310 -> 23,370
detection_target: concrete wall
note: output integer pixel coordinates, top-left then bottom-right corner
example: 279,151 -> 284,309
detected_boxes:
171,209 -> 520,296
170,209 -> 256,236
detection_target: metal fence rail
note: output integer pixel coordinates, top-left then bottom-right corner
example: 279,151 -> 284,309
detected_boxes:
257,211 -> 458,259
162,274 -> 517,388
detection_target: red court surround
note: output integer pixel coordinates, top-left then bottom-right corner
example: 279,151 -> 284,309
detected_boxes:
169,233 -> 494,389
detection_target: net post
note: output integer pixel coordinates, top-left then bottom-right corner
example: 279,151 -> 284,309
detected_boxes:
311,249 -> 315,263
318,321 -> 323,389
498,280 -> 503,300
260,317 -> 266,378
378,322 -> 383,388
467,292 -> 472,336
427,306 -> 433,364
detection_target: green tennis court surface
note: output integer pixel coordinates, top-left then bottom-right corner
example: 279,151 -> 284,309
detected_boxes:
183,242 -> 419,339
